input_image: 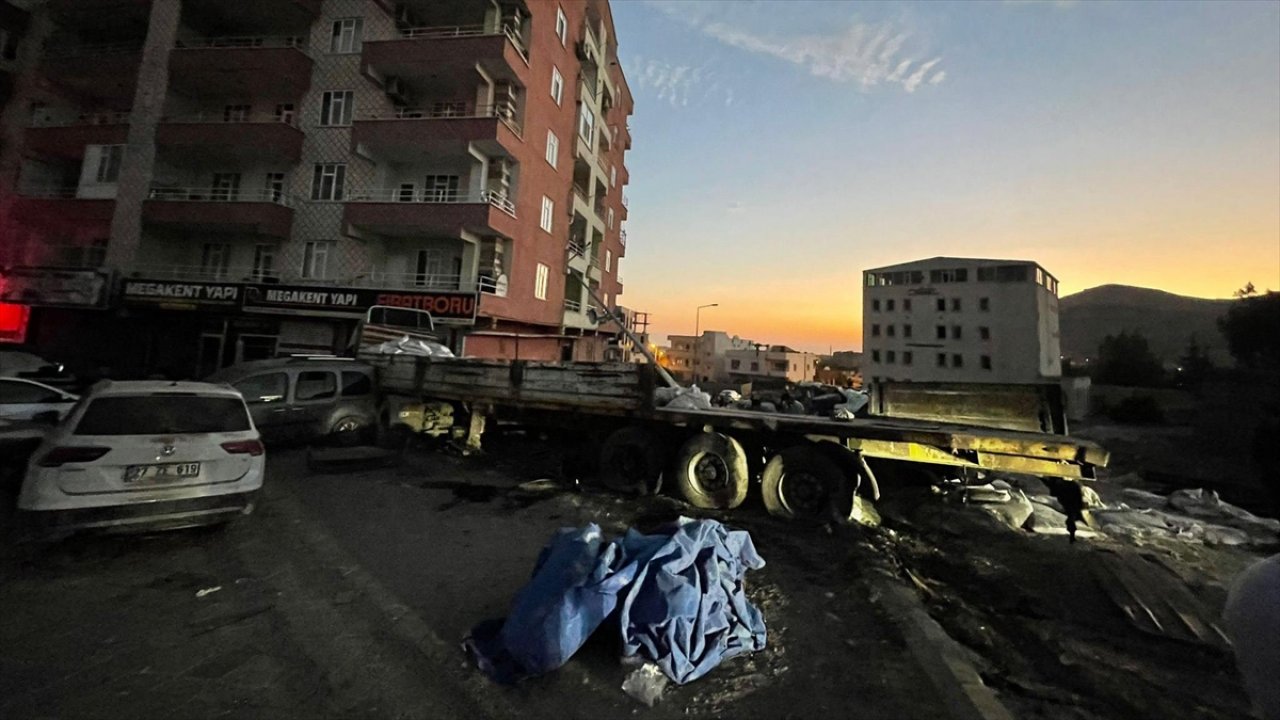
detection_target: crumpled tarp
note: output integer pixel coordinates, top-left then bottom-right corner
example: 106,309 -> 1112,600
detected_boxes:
370,334 -> 455,358
464,518 -> 766,685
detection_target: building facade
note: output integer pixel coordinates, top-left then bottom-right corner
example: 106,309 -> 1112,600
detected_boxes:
723,345 -> 819,384
664,330 -> 756,384
0,0 -> 634,378
861,257 -> 1061,385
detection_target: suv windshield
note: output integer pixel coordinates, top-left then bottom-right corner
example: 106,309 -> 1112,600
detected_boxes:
75,395 -> 252,435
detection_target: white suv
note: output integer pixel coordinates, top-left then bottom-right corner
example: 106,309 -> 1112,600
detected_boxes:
18,380 -> 265,535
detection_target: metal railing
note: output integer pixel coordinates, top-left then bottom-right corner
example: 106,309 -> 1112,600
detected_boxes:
127,264 -> 240,282
160,111 -> 301,126
16,185 -> 96,199
29,110 -> 131,128
44,41 -> 143,59
345,272 -> 470,292
398,23 -> 528,62
479,275 -> 507,297
146,186 -> 297,207
619,229 -> 627,246
174,35 -> 308,51
357,103 -> 520,134
346,188 -> 516,216
564,298 -> 582,313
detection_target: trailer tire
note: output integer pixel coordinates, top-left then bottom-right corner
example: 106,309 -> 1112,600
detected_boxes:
599,426 -> 664,495
674,432 -> 749,509
761,446 -> 847,524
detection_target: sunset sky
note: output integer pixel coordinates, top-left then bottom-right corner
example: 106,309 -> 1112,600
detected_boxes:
609,0 -> 1280,353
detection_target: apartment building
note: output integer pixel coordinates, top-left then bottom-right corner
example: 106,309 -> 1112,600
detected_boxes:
861,257 -> 1062,385
665,331 -> 755,384
723,345 -> 819,384
0,0 -> 633,377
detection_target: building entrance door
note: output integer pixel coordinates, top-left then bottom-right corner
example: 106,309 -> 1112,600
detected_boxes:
196,326 -> 227,378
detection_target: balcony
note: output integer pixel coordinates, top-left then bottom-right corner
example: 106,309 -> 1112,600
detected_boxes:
344,189 -> 518,240
40,43 -> 142,105
10,187 -> 115,235
157,112 -> 304,164
24,112 -> 130,160
181,0 -> 322,31
340,271 -> 479,293
143,186 -> 295,239
362,25 -> 529,90
352,105 -> 521,161
169,36 -> 312,98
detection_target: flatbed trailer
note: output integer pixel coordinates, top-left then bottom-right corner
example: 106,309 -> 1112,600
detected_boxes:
362,352 -> 1109,524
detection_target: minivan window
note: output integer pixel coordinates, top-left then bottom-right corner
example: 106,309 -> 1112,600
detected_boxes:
234,373 -> 288,404
341,371 -> 372,397
296,371 -> 337,401
75,396 -> 251,435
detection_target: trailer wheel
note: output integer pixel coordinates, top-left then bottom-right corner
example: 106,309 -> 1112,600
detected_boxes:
674,432 -> 749,509
761,446 -> 847,523
599,426 -> 665,495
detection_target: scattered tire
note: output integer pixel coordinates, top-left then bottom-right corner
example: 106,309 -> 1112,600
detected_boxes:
598,426 -> 665,495
761,445 -> 848,523
674,432 -> 749,509
329,415 -> 371,447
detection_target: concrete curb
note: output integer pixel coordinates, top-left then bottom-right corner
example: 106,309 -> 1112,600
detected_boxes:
870,573 -> 1016,720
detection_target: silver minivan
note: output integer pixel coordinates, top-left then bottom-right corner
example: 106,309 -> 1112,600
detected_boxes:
206,357 -> 377,445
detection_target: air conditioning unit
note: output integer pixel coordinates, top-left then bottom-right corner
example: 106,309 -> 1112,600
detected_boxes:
384,77 -> 407,104
487,158 -> 512,187
494,84 -> 517,119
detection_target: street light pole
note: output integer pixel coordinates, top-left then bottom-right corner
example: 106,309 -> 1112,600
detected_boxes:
694,303 -> 718,384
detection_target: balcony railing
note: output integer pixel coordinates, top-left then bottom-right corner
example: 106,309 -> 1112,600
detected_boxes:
346,188 -> 516,217
30,110 -> 131,128
147,186 -> 298,208
564,298 -> 582,313
174,35 -> 307,52
127,264 -> 243,282
620,229 -> 627,246
357,103 -> 520,135
342,272 -> 471,292
399,23 -> 528,61
160,111 -> 300,126
16,185 -> 95,199
44,41 -> 143,59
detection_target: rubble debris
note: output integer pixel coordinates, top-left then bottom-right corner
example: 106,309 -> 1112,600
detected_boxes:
849,495 -> 882,527
960,482 -> 1035,531
1090,488 -> 1279,546
369,335 -> 455,357
654,385 -> 713,411
195,586 -> 222,598
463,518 -> 766,687
621,662 -> 669,706
1094,551 -> 1230,649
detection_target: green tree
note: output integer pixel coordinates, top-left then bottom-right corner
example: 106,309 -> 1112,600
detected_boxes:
1176,334 -> 1215,388
1219,287 -> 1280,377
1094,331 -> 1164,387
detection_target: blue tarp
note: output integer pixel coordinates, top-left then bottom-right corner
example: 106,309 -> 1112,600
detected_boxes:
464,518 -> 767,685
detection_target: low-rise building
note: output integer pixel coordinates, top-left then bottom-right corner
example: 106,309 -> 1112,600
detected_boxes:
665,331 -> 755,383
724,345 -> 819,384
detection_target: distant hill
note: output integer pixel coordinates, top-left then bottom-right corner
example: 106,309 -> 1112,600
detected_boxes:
1059,285 -> 1234,366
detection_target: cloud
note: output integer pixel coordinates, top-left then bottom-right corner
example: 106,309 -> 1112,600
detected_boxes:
650,2 -> 946,93
629,56 -> 736,108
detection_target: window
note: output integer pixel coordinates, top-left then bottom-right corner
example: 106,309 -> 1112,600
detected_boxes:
546,130 -> 559,167
94,145 -> 124,183
930,268 -> 968,283
274,103 -> 295,124
535,263 -> 550,300
981,355 -> 992,370
903,324 -> 913,338
731,359 -> 741,370
423,175 -> 460,202
0,28 -> 18,61
872,350 -> 881,363
252,244 -> 276,280
551,66 -> 564,105
341,371 -> 372,397
75,397 -> 250,435
951,298 -> 961,312
904,298 -> 912,312
936,297 -> 946,312
610,165 -> 617,187
936,325 -> 946,340
301,241 -> 330,279
396,183 -> 416,202
871,324 -> 881,337
979,297 -> 990,311
1036,268 -> 1045,285
200,243 -> 230,279
887,350 -> 896,364
936,353 -> 947,368
606,249 -> 613,272
872,299 -> 881,312
979,326 -> 990,340
578,104 -> 595,142
211,173 -> 240,201
555,6 -> 568,46
952,354 -> 964,368
311,163 -> 345,200
751,362 -> 759,372
264,172 -> 285,202
977,265 -> 1029,283
884,299 -> 894,312
296,371 -> 337,401
415,248 -> 446,286
0,379 -> 65,404
887,325 -> 896,338
540,195 -> 554,232
222,104 -> 250,122
330,18 -> 363,53
903,351 -> 913,366
234,373 -> 287,404
607,207 -> 614,229
319,91 -> 354,126
951,325 -> 962,340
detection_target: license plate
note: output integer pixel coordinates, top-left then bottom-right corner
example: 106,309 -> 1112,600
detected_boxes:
123,463 -> 201,483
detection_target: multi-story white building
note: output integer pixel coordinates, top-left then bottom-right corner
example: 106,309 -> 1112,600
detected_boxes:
724,345 -> 818,384
861,257 -> 1061,385
665,331 -> 755,384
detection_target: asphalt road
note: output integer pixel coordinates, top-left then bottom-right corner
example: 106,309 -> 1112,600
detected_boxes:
0,437 -> 957,720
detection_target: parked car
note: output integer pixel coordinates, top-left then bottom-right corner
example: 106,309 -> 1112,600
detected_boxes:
0,377 -> 79,422
17,380 -> 264,535
0,348 -> 78,390
206,356 -> 378,445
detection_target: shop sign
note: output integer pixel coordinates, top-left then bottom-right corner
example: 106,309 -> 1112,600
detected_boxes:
0,267 -> 111,308
121,279 -> 241,309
